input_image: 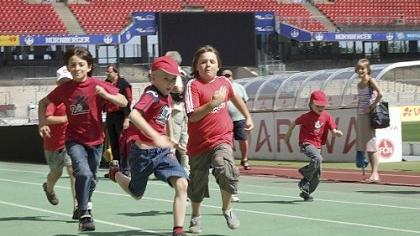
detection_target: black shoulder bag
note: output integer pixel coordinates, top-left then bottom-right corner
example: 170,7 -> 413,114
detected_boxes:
368,80 -> 390,129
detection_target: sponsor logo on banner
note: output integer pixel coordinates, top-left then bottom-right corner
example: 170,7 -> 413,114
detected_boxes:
103,34 -> 113,44
0,35 -> 19,46
24,36 -> 34,46
378,139 -> 394,159
314,32 -> 324,41
400,106 -> 420,122
291,29 -> 299,38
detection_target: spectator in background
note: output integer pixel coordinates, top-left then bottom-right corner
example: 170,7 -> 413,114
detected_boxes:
223,69 -> 250,203
41,66 -> 77,219
223,69 -> 251,171
165,51 -> 190,175
104,64 -> 132,177
355,58 -> 383,183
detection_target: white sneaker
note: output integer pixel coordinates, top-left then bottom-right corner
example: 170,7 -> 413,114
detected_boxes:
231,194 -> 240,202
223,209 -> 240,230
189,216 -> 202,233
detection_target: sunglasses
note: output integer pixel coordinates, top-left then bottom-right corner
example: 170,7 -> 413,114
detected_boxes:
223,74 -> 232,78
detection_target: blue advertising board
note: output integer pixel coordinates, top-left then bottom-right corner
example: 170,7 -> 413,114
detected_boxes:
312,31 -> 420,42
120,12 -> 157,44
254,12 -> 275,35
19,34 -> 119,46
279,23 -> 312,42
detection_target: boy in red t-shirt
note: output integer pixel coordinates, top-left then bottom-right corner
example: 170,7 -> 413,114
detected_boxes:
38,47 -> 128,232
109,56 -> 189,236
184,45 -> 254,233
284,90 -> 343,201
41,66 -> 77,219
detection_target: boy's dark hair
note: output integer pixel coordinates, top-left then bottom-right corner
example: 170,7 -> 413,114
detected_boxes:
191,45 -> 222,78
64,46 -> 95,77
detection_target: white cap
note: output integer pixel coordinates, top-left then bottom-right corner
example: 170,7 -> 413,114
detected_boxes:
56,66 -> 73,81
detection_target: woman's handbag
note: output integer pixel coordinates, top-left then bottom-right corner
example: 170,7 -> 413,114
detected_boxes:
369,101 -> 390,129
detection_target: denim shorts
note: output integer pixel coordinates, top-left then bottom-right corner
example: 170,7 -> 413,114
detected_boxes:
233,120 -> 248,141
128,145 -> 189,197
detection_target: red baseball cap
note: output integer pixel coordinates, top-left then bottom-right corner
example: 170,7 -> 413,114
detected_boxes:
310,90 -> 329,106
151,56 -> 179,76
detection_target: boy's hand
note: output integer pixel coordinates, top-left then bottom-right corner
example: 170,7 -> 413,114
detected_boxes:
244,117 -> 254,131
39,125 -> 51,138
284,134 -> 290,144
95,85 -> 106,97
334,130 -> 343,137
154,135 -> 175,148
210,86 -> 227,108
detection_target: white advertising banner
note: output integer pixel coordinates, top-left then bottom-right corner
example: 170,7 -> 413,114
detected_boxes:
233,107 -> 402,163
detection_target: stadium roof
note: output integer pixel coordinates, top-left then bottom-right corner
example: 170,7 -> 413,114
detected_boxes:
237,61 -> 420,112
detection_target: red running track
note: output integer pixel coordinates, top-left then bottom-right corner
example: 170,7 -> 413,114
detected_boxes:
239,166 -> 420,187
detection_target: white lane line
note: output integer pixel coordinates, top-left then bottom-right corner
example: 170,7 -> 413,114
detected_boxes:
1,178 -> 420,211
0,200 -> 168,235
1,178 -> 420,234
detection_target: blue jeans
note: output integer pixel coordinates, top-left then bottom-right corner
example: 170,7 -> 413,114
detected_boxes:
298,143 -> 322,194
66,141 -> 103,211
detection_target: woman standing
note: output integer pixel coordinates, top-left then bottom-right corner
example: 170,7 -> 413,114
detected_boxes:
355,58 -> 383,182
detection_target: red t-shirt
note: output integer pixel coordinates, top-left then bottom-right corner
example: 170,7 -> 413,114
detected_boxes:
47,77 -> 119,147
295,110 -> 337,149
43,102 -> 67,151
185,76 -> 235,156
127,86 -> 173,146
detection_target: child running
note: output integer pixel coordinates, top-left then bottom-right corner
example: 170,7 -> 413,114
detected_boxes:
185,45 -> 254,233
41,66 -> 77,219
284,90 -> 343,201
109,56 -> 189,236
38,47 -> 128,231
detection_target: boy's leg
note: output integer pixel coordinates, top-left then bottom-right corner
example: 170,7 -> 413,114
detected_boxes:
211,144 -> 240,230
43,150 -> 66,205
298,144 -> 322,198
187,151 -> 211,233
114,145 -> 155,200
169,176 -> 188,229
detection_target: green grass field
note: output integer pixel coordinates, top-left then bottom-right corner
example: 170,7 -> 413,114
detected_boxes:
402,121 -> 420,142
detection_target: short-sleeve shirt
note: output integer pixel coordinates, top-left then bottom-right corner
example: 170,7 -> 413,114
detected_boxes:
43,102 -> 67,151
227,82 -> 248,121
295,110 -> 337,149
127,85 -> 173,146
184,76 -> 235,156
47,77 -> 119,147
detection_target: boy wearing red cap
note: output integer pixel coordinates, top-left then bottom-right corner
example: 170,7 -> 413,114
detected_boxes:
109,56 -> 189,236
284,90 -> 343,201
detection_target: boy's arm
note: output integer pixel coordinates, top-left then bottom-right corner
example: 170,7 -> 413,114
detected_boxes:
129,109 -> 174,148
284,121 -> 296,144
95,85 -> 128,107
188,86 -> 226,122
38,97 -> 51,138
45,114 -> 68,125
230,93 -> 254,131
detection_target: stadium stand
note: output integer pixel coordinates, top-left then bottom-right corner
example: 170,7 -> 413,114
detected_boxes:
0,0 -> 67,35
68,0 -> 326,34
316,0 -> 420,28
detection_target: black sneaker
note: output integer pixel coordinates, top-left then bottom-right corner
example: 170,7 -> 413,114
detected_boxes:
79,214 -> 95,231
299,192 -> 314,202
72,208 -> 79,220
42,182 -> 59,205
